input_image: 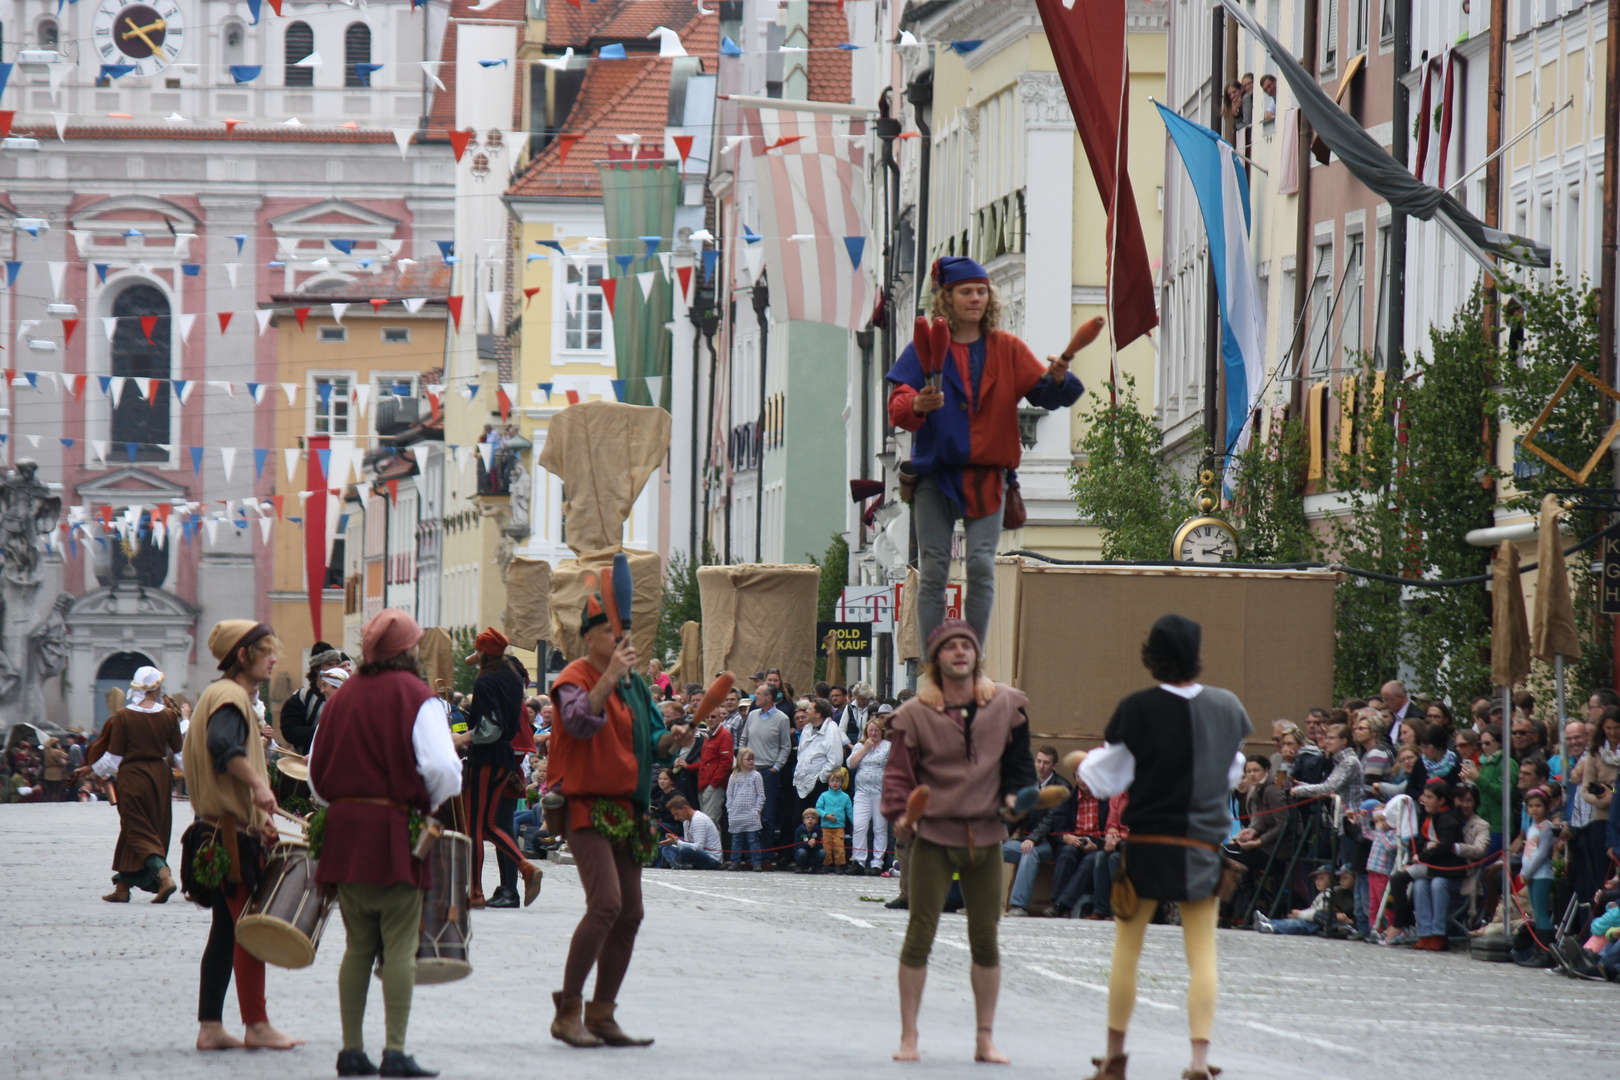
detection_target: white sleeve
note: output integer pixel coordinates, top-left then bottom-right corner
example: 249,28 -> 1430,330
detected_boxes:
1228,750 -> 1247,790
92,752 -> 123,780
413,698 -> 464,810
1078,742 -> 1136,800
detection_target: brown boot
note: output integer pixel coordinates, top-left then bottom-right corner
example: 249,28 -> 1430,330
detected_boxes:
1084,1053 -> 1127,1080
584,1001 -> 654,1047
152,867 -> 177,904
550,991 -> 604,1048
102,882 -> 130,903
522,862 -> 543,907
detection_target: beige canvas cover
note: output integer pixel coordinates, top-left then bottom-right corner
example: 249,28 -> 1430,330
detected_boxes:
1492,541 -> 1532,688
698,564 -> 821,696
503,557 -> 553,645
1532,494 -> 1582,663
417,627 -> 455,694
671,620 -> 703,687
536,400 -> 672,556
896,567 -> 921,662
549,548 -> 662,661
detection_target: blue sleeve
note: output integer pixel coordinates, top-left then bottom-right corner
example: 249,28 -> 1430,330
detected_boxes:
885,343 -> 925,388
1024,371 -> 1085,410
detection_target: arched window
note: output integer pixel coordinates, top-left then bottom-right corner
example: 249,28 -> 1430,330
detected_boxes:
37,19 -> 58,46
223,21 -> 245,69
285,21 -> 314,87
109,284 -> 171,460
344,23 -> 371,87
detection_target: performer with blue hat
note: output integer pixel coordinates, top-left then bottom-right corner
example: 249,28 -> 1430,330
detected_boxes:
886,255 -> 1092,647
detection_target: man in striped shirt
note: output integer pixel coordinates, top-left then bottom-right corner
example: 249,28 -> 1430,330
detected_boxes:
658,796 -> 723,869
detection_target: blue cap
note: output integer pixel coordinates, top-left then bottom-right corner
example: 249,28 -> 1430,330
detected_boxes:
931,255 -> 988,289
1360,798 -> 1382,812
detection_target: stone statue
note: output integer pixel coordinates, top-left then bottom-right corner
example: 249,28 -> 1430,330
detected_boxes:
505,460 -> 532,540
29,592 -> 72,682
0,461 -> 62,585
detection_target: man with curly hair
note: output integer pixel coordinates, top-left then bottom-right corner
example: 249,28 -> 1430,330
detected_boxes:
887,255 -> 1090,646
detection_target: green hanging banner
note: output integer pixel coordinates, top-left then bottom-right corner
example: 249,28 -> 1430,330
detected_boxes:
597,159 -> 679,409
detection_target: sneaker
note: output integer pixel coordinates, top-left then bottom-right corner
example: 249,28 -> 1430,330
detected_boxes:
1253,913 -> 1275,934
1007,906 -> 1028,917
880,870 -> 893,878
848,864 -> 866,877
1040,905 -> 1070,919
885,896 -> 909,910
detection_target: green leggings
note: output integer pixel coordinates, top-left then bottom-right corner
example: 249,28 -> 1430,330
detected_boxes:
337,882 -> 423,1053
900,840 -> 1003,968
114,854 -> 166,891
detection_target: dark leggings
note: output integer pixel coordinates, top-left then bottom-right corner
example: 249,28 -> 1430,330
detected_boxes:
562,826 -> 645,1001
199,884 -> 267,1025
493,794 -> 519,893
465,763 -> 527,897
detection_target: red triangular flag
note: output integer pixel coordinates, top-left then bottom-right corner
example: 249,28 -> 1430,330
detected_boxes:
386,479 -> 399,504
294,307 -> 310,330
62,318 -> 79,345
764,135 -> 806,152
0,112 -> 14,139
447,295 -> 464,331
269,494 -> 284,518
565,0 -> 579,8
69,373 -> 86,400
370,298 -> 387,312
565,389 -> 580,405
98,505 -> 114,528
673,134 -> 694,169
218,311 -> 233,333
140,315 -> 157,343
427,391 -> 441,412
523,286 -> 540,307
449,129 -> 474,162
156,503 -> 172,525
224,118 -> 242,133
496,387 -> 512,423
557,133 -> 580,165
675,266 -> 692,302
600,278 -> 617,315
266,0 -> 283,13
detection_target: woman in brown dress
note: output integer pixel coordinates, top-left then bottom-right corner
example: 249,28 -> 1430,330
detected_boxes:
97,666 -> 184,902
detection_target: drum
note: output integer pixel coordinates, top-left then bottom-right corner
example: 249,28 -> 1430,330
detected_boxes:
235,840 -> 335,969
375,829 -> 473,985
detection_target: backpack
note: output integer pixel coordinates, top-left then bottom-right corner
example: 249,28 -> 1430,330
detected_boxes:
1292,745 -> 1331,786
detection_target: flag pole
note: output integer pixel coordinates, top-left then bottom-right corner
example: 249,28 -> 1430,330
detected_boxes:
1500,683 -> 1513,938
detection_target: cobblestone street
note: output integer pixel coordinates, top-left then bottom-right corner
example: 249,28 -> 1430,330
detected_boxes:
3,803 -> 1614,1079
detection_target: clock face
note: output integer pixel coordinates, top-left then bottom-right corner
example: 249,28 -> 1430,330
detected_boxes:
93,0 -> 185,76
1175,519 -> 1239,564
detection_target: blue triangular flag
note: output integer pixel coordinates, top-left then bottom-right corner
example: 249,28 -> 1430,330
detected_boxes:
254,448 -> 268,479
172,378 -> 189,402
181,263 -> 200,276
336,513 -> 351,534
59,437 -> 74,449
94,264 -> 109,284
702,249 -> 718,281
246,382 -> 262,401
352,63 -> 384,86
0,63 -> 12,99
247,0 -> 261,23
230,234 -> 246,253
436,240 -> 454,260
229,65 -> 262,83
467,384 -> 480,402
329,238 -> 356,254
100,64 -> 136,81
844,236 -> 865,269
598,43 -> 627,59
318,382 -> 333,406
124,229 -> 143,238
720,35 -> 742,56
98,375 -> 112,396
317,448 -> 332,476
124,441 -> 138,463
477,58 -> 508,68
527,254 -> 544,263
18,223 -> 38,238
392,382 -> 411,395
610,379 -> 627,401
742,225 -> 761,244
354,258 -> 374,269
4,262 -> 20,287
538,240 -> 566,255
537,382 -> 553,398
948,40 -> 983,54
614,253 -> 634,274
639,235 -> 661,259
23,372 -> 37,390
287,516 -> 302,527
837,42 -> 859,51
189,445 -> 204,474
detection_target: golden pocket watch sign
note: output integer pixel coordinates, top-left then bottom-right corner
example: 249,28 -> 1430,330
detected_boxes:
1172,471 -> 1239,564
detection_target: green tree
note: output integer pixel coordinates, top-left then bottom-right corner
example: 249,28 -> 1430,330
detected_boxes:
450,628 -> 478,697
808,533 -> 849,683
1068,375 -> 1190,560
1227,418 -> 1314,563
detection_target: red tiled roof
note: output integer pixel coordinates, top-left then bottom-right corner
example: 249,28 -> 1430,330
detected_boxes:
807,2 -> 854,104
269,261 -> 454,302
543,0 -> 696,48
425,0 -> 528,139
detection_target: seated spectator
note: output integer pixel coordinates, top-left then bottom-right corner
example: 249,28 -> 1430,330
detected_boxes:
1254,865 -> 1353,935
816,768 -> 854,873
1352,710 -> 1393,783
792,808 -> 825,873
1406,722 -> 1459,797
1288,722 -> 1362,864
1078,793 -> 1129,920
658,795 -> 723,870
1043,759 -> 1109,918
1231,755 -> 1290,873
650,766 -> 680,839
1409,780 -> 1466,951
1003,746 -> 1071,916
1455,727 -> 1482,766
1376,746 -> 1421,800
1453,781 -> 1491,926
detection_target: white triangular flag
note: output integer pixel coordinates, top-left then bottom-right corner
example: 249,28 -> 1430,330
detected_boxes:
174,233 -> 195,260
205,517 -> 219,545
225,263 -> 240,288
48,62 -> 69,100
403,297 -> 427,313
484,290 -> 502,323
71,229 -> 93,252
506,131 -> 526,172
47,262 -> 67,299
101,317 -> 118,341
259,516 -> 274,543
637,271 -> 655,301
26,435 -> 40,448
478,441 -> 494,472
392,128 -> 413,157
209,379 -> 236,399
282,383 -> 298,407
220,447 -> 236,481
330,302 -> 348,324
744,243 -> 765,283
255,309 -> 273,336
561,282 -> 579,312
247,383 -> 268,405
91,440 -> 107,465
380,239 -> 404,257
418,61 -> 446,90
648,25 -> 688,57
349,446 -> 367,485
176,313 -> 196,342
353,383 -> 370,419
722,134 -> 748,156
646,375 -> 664,402
109,376 -> 127,408
310,256 -> 330,268
658,251 -> 673,278
295,51 -> 322,67
53,113 -> 68,141
284,447 -> 301,482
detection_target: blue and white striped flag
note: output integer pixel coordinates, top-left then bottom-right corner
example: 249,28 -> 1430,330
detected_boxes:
1156,103 -> 1266,488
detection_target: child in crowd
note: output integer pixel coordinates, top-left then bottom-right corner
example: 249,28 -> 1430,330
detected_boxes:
1255,866 -> 1355,936
1519,787 -> 1558,932
1364,802 -> 1399,936
817,768 -> 854,873
726,748 -> 766,871
793,808 -> 824,873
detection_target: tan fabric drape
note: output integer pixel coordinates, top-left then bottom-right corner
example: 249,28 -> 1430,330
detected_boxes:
417,627 -> 455,694
1491,541 -> 1532,688
1532,493 -> 1582,663
503,557 -> 553,645
698,564 -> 821,697
549,549 -> 662,661
535,400 -> 671,557
896,566 -> 922,661
671,620 -> 703,687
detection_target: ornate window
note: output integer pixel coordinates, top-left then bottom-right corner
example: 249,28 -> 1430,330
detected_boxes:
109,284 -> 170,461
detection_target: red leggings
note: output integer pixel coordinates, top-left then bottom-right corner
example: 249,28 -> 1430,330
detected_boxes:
465,762 -> 528,897
198,883 -> 267,1025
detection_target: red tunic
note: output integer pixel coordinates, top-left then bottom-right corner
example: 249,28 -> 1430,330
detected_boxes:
548,658 -> 638,832
309,669 -> 436,888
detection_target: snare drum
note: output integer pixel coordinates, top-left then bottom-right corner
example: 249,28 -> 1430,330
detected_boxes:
375,829 -> 473,985
235,840 -> 334,969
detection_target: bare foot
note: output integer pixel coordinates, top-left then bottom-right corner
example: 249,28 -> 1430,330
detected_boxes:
975,1032 -> 1010,1064
893,1037 -> 920,1062
243,1022 -> 304,1049
196,1023 -> 244,1051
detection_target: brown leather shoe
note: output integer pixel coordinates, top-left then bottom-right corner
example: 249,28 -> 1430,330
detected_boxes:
1083,1053 -> 1127,1080
1180,1068 -> 1221,1080
584,1001 -> 654,1047
153,866 -> 177,904
102,882 -> 130,903
550,991 -> 604,1048
470,892 -> 487,910
523,863 -> 543,907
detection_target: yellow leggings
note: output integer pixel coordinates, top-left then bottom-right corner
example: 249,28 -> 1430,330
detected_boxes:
1106,896 -> 1218,1041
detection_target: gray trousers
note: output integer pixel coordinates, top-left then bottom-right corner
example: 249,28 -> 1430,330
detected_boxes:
914,474 -> 1001,648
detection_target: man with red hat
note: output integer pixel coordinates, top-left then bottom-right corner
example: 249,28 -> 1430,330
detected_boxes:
887,255 -> 1090,648
458,625 -> 542,909
882,618 -> 1036,1065
308,608 -> 463,1078
546,592 -> 680,1049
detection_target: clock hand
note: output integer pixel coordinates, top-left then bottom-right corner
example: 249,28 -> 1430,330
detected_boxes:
121,16 -> 167,53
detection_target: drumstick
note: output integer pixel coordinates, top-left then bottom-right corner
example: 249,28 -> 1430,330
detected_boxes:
899,785 -> 930,830
691,671 -> 735,723
274,806 -> 309,827
1061,316 -> 1106,359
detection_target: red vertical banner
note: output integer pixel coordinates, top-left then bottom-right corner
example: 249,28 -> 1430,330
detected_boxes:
305,435 -> 328,641
1033,0 -> 1158,352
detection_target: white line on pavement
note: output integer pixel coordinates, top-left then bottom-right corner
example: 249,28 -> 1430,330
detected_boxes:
644,879 -> 762,904
830,913 -> 877,928
1026,963 -> 1176,1011
1230,1019 -> 1356,1054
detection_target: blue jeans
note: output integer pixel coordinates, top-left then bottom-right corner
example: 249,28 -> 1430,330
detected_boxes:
1005,839 -> 1055,910
1090,851 -> 1122,917
1411,875 -> 1456,937
731,829 -> 762,867
1268,917 -> 1322,935
1353,872 -> 1370,935
661,842 -> 721,870
513,807 -> 543,835
759,769 -> 781,851
794,844 -> 823,870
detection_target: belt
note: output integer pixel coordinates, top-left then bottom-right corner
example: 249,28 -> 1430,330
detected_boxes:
334,797 -> 413,813
1127,833 -> 1219,853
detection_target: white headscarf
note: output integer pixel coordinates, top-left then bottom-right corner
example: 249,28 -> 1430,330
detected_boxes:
127,666 -> 166,712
